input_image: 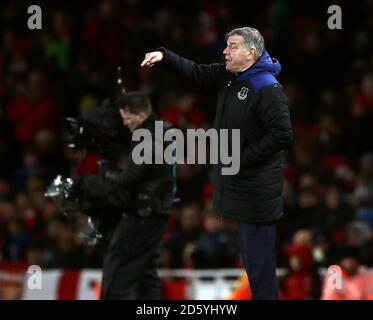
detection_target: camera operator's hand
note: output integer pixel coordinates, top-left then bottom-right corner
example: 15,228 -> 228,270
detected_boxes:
72,174 -> 132,218
76,174 -> 107,200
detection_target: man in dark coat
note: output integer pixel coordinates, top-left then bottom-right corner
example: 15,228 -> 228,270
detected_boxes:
141,27 -> 293,299
77,92 -> 175,299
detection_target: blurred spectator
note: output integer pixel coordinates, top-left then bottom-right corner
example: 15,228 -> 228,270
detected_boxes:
295,189 -> 321,229
280,254 -> 313,300
13,149 -> 46,191
162,93 -> 205,129
164,203 -> 202,268
280,229 -> 321,299
322,253 -> 373,300
2,217 -> 32,261
82,0 -> 122,66
337,221 -> 373,267
7,70 -> 58,144
347,74 -> 373,161
44,220 -> 84,269
0,180 -> 12,201
352,153 -> 373,210
351,73 -> 373,117
316,187 -> 354,241
285,229 -> 314,271
314,113 -> 343,157
26,244 -> 44,266
191,211 -> 239,269
176,162 -> 208,202
286,81 -> 317,125
43,11 -> 71,72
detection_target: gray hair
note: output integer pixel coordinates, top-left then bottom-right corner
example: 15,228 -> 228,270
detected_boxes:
225,27 -> 265,59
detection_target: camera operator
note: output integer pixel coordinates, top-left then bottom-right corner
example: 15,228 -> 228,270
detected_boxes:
91,91 -> 175,300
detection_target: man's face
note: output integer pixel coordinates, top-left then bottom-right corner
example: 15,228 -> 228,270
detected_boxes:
120,108 -> 146,132
223,35 -> 255,73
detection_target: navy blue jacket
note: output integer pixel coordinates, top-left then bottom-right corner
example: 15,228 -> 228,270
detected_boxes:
159,48 -> 293,223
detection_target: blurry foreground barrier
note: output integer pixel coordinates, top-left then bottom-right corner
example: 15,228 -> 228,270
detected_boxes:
0,263 -> 372,300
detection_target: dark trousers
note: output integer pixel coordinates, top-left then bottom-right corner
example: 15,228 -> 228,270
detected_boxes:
238,222 -> 279,300
100,213 -> 169,300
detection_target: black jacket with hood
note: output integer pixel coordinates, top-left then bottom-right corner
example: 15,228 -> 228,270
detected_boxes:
158,48 -> 293,223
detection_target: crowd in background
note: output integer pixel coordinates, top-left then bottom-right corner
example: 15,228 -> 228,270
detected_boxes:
0,1 -> 373,299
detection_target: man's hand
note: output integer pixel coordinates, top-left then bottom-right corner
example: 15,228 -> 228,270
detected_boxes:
140,51 -> 163,67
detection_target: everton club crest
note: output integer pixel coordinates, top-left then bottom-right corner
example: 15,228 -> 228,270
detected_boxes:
237,87 -> 249,100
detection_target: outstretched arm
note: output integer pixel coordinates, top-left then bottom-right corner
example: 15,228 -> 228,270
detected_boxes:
141,47 -> 225,90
